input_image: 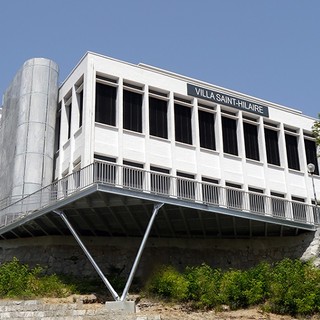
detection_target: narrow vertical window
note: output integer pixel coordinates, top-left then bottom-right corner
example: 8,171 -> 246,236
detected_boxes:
264,128 -> 280,166
123,90 -> 142,132
222,116 -> 238,155
77,89 -> 83,128
305,139 -> 319,175
174,104 -> 192,144
95,83 -> 117,126
66,102 -> 72,140
198,110 -> 215,150
149,97 -> 168,139
244,122 -> 259,161
54,104 -> 61,152
285,134 -> 300,170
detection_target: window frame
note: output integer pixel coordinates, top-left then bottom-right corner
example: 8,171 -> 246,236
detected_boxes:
243,121 -> 260,161
285,132 -> 300,171
264,127 -> 280,166
174,103 -> 193,145
221,115 -> 238,156
123,89 -> 143,133
149,96 -> 168,139
95,81 -> 117,127
198,108 -> 216,150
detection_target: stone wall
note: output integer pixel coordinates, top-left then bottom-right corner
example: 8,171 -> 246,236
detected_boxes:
0,232 -> 317,285
0,299 -> 160,320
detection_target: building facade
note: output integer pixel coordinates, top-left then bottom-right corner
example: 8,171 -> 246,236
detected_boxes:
54,52 -> 319,216
2,52 -> 320,293
0,52 -> 319,233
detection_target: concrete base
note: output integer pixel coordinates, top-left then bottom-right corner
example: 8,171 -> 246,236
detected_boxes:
105,300 -> 136,313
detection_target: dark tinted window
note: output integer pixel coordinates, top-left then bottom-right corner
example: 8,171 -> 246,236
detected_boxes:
198,110 -> 215,150
149,97 -> 168,139
264,128 -> 280,166
222,116 -> 238,155
174,104 -> 192,144
123,90 -> 142,132
244,122 -> 259,160
95,83 -> 117,126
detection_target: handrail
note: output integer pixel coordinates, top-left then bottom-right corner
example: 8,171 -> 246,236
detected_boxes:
0,161 -> 318,230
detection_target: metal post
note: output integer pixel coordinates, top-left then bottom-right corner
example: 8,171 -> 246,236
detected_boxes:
308,163 -> 319,224
312,175 -> 319,224
120,203 -> 164,301
53,210 -> 120,301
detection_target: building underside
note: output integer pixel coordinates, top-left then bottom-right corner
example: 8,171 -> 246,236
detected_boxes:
0,183 -> 315,240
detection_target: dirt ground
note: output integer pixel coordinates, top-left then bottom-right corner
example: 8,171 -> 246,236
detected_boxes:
43,295 -> 320,320
135,298 -> 320,320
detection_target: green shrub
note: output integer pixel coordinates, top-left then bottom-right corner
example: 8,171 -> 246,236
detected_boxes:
0,258 -> 74,299
266,258 -> 320,315
144,259 -> 320,316
219,269 -> 250,309
185,263 -> 222,308
244,261 -> 271,305
146,266 -> 188,301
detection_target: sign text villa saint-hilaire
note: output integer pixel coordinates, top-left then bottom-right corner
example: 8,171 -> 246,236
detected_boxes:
187,84 -> 269,117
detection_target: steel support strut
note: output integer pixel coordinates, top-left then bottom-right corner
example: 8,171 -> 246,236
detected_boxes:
53,210 -> 120,301
120,203 -> 164,301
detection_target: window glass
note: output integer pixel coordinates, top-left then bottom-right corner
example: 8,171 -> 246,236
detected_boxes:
285,134 -> 300,170
66,103 -> 72,140
77,90 -> 83,128
244,122 -> 259,161
174,104 -> 192,144
54,105 -> 61,152
264,128 -> 280,166
198,110 -> 215,150
123,90 -> 142,132
304,139 -> 319,175
222,116 -> 238,155
95,83 -> 117,126
149,97 -> 168,139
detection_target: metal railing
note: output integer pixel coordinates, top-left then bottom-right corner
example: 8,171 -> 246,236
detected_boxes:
0,160 -> 318,229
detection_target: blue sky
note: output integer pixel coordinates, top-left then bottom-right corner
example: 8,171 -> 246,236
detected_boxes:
1,0 -> 319,118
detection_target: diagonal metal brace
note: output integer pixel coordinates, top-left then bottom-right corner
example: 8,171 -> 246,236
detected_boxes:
53,210 -> 120,301
120,203 -> 164,301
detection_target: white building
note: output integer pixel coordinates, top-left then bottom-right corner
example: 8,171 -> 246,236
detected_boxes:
1,51 -> 320,303
0,51 -> 319,235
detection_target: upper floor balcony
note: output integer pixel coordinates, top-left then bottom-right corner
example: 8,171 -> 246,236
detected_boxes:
0,160 -> 318,239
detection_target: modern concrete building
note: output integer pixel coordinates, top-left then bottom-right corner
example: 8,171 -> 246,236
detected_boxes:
0,52 -> 319,305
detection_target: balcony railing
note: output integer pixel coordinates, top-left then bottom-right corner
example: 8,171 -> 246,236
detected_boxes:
0,160 -> 318,229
